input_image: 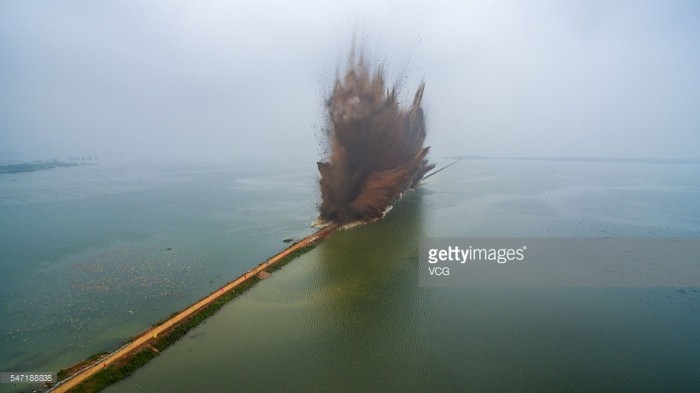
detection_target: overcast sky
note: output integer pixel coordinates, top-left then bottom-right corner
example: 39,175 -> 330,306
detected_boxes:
1,0 -> 699,162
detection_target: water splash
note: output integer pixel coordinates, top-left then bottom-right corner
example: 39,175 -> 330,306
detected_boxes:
316,52 -> 434,226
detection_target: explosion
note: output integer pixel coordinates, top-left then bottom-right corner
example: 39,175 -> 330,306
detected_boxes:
317,53 -> 434,226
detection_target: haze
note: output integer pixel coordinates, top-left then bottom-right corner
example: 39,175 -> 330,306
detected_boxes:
1,0 -> 698,162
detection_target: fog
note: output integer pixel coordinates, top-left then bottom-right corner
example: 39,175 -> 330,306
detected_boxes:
1,0 -> 698,162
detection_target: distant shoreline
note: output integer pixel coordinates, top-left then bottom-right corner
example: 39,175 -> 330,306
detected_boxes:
442,155 -> 700,165
0,161 -> 82,174
443,155 -> 700,165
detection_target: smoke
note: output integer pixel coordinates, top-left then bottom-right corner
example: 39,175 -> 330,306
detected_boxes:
316,52 -> 435,226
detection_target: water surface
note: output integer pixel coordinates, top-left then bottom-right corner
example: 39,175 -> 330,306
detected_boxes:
0,160 -> 318,392
94,159 -> 700,392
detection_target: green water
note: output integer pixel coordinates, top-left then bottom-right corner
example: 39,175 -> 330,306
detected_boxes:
1,159 -> 699,392
102,159 -> 699,392
0,161 -> 317,392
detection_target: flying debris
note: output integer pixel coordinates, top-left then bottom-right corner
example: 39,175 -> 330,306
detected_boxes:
317,51 -> 435,226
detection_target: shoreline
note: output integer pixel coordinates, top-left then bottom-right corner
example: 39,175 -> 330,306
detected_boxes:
0,161 -> 81,174
46,224 -> 337,393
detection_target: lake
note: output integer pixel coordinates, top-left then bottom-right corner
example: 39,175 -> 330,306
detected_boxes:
1,158 -> 699,392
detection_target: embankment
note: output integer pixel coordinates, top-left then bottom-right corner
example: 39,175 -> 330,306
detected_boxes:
47,224 -> 337,393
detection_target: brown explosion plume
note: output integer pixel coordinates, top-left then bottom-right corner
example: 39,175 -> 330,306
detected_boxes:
317,53 -> 435,226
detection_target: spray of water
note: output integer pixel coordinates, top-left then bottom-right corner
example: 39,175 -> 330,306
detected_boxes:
316,52 -> 435,226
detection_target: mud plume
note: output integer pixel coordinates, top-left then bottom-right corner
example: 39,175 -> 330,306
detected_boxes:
317,54 -> 435,226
